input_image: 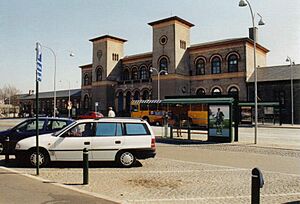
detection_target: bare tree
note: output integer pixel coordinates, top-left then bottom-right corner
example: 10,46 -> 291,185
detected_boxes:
0,84 -> 21,105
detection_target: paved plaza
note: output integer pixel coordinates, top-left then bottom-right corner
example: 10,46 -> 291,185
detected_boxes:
0,119 -> 300,203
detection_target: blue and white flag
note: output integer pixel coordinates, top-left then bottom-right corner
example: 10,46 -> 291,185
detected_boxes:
36,42 -> 42,82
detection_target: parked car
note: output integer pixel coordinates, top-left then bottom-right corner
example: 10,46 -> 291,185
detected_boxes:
77,111 -> 104,119
15,118 -> 156,167
0,117 -> 74,155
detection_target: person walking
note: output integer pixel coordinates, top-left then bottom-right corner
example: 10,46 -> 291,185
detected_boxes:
108,107 -> 116,117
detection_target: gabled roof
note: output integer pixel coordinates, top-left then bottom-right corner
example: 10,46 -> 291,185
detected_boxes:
247,64 -> 300,82
148,16 -> 194,27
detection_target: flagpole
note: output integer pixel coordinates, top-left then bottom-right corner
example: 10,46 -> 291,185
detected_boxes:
35,42 -> 41,175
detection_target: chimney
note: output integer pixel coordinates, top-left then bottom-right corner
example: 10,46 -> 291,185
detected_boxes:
249,27 -> 258,41
28,90 -> 34,95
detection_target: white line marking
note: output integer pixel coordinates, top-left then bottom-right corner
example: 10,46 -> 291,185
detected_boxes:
157,157 -> 300,177
127,192 -> 300,202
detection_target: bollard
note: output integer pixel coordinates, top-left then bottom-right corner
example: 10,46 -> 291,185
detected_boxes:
187,126 -> 191,140
83,148 -> 89,185
251,167 -> 264,204
170,126 -> 173,139
5,137 -> 9,163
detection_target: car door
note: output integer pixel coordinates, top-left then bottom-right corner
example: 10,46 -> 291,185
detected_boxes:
49,122 -> 94,161
91,122 -> 124,161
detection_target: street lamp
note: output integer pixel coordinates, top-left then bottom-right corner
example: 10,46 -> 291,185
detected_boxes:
41,45 -> 57,117
286,56 -> 295,125
150,67 -> 168,100
239,0 -> 265,144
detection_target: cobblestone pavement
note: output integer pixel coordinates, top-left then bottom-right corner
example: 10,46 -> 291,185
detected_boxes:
1,119 -> 299,203
3,144 -> 299,204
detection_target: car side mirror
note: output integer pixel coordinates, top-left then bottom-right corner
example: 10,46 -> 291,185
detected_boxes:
61,132 -> 70,137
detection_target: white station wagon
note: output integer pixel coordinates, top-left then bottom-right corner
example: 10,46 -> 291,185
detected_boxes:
15,118 -> 156,167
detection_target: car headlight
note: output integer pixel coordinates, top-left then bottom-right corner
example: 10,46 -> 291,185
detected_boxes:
15,143 -> 21,150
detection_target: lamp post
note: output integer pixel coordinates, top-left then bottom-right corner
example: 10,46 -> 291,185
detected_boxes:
239,0 -> 265,144
150,68 -> 168,100
286,56 -> 295,125
68,81 -> 71,118
41,45 -> 57,117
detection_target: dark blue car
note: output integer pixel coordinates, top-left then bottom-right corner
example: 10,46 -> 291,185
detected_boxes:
0,117 -> 74,155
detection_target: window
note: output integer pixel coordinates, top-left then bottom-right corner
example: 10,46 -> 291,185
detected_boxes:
211,56 -> 221,74
96,67 -> 102,81
180,40 -> 186,49
140,66 -> 149,80
159,57 -> 168,73
16,120 -> 44,132
46,120 -> 68,131
125,123 -> 149,135
131,67 -> 139,80
159,35 -> 168,45
228,87 -> 239,97
196,59 -> 205,75
196,88 -> 206,96
123,69 -> 130,80
142,90 -> 149,100
84,74 -> 90,86
212,87 -> 222,96
134,91 -> 140,100
84,95 -> 89,109
96,122 -> 122,136
112,53 -> 119,61
228,54 -> 238,72
66,123 -> 95,137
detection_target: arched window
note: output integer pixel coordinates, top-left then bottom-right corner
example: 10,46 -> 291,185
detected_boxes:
228,86 -> 239,98
95,67 -> 102,81
211,56 -> 221,74
133,91 -> 140,100
131,67 -> 139,80
84,74 -> 89,86
196,88 -> 206,96
140,66 -> 149,80
159,57 -> 168,73
212,87 -> 222,96
196,59 -> 205,75
123,69 -> 130,80
142,90 -> 150,100
228,54 -> 238,72
83,95 -> 89,109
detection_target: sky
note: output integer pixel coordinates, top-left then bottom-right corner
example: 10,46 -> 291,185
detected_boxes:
1,0 -> 299,94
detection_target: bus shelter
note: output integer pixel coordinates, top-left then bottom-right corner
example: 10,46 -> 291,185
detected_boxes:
162,97 -> 237,143
239,102 -> 281,125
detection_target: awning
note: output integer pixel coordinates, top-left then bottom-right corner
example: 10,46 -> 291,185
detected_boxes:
161,97 -> 234,104
238,102 -> 280,106
131,100 -> 162,105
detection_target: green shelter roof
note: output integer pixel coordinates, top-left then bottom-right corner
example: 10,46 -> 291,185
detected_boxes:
238,102 -> 280,106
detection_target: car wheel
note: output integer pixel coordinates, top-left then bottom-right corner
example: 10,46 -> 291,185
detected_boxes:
27,149 -> 50,167
117,151 -> 136,168
0,142 -> 3,154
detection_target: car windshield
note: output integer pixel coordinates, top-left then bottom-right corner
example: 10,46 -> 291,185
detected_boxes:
52,121 -> 76,136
